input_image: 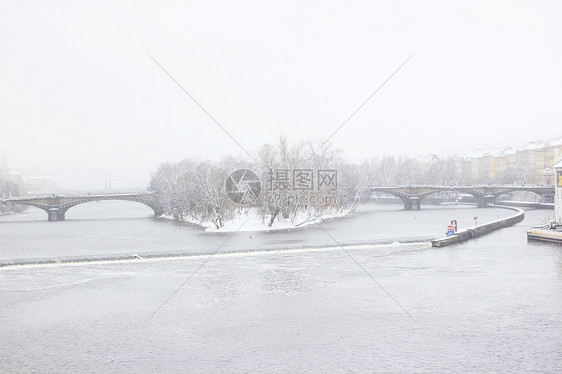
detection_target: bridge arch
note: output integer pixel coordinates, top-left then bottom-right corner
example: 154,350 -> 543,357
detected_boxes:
60,198 -> 164,220
1,193 -> 164,221
367,185 -> 555,210
368,187 -> 444,210
492,188 -> 552,201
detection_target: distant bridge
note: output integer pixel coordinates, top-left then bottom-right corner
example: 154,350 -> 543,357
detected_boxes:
2,186 -> 555,221
1,192 -> 163,221
367,185 -> 555,210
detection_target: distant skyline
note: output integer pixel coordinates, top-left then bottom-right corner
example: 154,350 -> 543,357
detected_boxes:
3,133 -> 562,192
1,1 -> 561,189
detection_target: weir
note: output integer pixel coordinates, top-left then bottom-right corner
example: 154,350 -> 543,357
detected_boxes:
431,205 -> 525,247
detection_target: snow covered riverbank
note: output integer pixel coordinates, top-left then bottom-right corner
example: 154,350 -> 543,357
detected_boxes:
162,208 -> 354,232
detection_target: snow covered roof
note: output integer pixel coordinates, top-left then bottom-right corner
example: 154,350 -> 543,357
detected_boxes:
518,141 -> 544,151
464,149 -> 493,159
462,136 -> 562,160
547,136 -> 562,147
501,147 -> 518,156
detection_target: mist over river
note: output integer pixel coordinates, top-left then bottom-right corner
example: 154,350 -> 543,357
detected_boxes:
1,202 -> 561,373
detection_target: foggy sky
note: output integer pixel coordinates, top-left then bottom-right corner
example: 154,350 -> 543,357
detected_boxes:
1,1 -> 561,190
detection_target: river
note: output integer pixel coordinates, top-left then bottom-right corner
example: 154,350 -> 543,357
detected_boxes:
0,202 -> 561,373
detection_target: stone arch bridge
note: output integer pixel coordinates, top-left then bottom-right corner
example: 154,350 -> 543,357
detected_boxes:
1,192 -> 163,221
367,185 -> 555,210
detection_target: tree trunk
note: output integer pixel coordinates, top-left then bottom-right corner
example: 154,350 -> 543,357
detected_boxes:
268,208 -> 280,227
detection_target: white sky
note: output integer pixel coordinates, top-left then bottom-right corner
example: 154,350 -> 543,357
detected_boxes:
1,0 -> 561,189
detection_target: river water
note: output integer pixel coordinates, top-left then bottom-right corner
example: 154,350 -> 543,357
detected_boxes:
1,202 -> 561,373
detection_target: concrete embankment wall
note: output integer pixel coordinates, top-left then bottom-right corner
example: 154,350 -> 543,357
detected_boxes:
431,205 -> 525,247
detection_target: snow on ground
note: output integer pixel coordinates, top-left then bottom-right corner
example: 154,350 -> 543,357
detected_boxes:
164,209 -> 353,232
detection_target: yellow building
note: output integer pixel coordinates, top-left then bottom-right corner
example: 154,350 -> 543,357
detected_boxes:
468,138 -> 562,184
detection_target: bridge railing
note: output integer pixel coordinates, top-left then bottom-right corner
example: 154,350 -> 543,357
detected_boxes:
1,191 -> 154,202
